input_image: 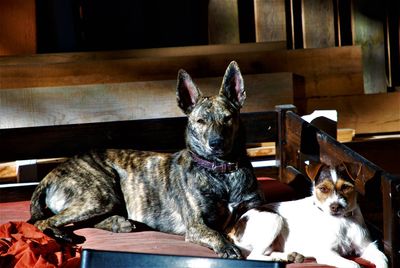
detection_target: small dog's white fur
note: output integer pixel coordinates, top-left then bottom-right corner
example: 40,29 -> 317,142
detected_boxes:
229,163 -> 388,268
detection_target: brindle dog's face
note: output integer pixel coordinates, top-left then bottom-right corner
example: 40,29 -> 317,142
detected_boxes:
176,61 -> 245,160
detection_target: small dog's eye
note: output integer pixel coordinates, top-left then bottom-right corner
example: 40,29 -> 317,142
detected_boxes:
319,186 -> 330,194
197,119 -> 206,124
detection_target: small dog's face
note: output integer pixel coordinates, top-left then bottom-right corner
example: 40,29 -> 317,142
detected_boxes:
306,162 -> 361,217
176,61 -> 245,160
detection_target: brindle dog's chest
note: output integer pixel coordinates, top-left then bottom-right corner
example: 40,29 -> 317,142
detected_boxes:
192,168 -> 253,231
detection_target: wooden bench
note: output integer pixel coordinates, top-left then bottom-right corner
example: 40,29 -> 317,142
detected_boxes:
0,105 -> 398,267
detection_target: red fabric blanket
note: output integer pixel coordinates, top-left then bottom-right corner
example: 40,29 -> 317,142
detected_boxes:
0,222 -> 81,268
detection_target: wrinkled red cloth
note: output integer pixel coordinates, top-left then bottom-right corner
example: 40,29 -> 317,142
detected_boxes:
0,222 -> 81,268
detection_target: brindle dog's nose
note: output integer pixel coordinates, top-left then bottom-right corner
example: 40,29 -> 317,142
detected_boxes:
209,138 -> 224,150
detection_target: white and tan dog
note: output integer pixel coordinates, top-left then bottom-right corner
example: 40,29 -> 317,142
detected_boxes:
229,161 -> 388,268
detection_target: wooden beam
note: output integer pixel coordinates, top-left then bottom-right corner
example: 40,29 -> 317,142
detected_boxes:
352,1 -> 387,93
0,42 -> 286,66
301,0 -> 336,48
0,72 -> 295,129
254,0 -> 287,42
306,92 -> 400,134
208,0 -> 240,44
0,46 -> 364,99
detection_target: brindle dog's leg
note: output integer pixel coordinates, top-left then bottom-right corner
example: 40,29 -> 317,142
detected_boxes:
35,203 -> 134,243
186,222 -> 242,258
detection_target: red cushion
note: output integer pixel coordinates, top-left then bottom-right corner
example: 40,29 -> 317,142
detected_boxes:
257,177 -> 297,203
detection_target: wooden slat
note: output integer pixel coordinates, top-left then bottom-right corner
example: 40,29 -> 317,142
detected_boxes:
306,92 -> 400,134
0,46 -> 364,99
0,0 -> 36,56
0,42 -> 285,66
254,0 -> 287,42
208,0 -> 240,44
0,163 -> 16,183
0,112 -> 278,163
352,1 -> 386,94
0,73 -> 295,129
301,0 -> 335,48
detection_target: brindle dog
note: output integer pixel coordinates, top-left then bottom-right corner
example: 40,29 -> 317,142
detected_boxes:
29,61 -> 263,258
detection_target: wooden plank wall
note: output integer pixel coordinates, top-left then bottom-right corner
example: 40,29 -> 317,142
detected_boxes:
301,0 -> 336,48
352,1 -> 387,93
0,0 -> 397,94
0,45 -> 363,99
0,0 -> 36,56
254,0 -> 286,42
0,72 -> 296,128
253,0 -> 394,94
208,0 -> 240,44
0,1 -> 398,135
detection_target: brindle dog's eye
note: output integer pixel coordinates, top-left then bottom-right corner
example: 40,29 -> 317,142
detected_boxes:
197,118 -> 206,124
223,115 -> 232,123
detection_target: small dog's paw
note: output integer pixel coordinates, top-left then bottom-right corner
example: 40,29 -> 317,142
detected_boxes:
217,244 -> 243,259
287,252 -> 304,263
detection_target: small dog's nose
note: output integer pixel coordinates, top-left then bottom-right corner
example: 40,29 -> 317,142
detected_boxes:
209,138 -> 224,150
330,203 -> 343,213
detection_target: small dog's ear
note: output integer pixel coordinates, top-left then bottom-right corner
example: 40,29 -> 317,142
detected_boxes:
219,61 -> 245,108
342,161 -> 362,181
176,69 -> 202,114
305,161 -> 323,181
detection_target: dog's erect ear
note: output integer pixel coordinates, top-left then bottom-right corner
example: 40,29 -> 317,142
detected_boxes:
219,61 -> 245,108
342,161 -> 362,181
305,161 -> 324,181
176,69 -> 202,114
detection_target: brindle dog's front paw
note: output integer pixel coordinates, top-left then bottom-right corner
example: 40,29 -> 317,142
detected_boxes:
43,227 -> 86,244
94,215 -> 136,233
34,219 -> 49,232
217,243 -> 243,259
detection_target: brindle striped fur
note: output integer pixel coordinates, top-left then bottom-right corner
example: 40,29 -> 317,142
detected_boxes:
29,61 -> 263,258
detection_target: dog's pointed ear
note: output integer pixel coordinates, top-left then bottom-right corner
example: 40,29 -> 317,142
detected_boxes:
305,161 -> 324,181
176,69 -> 202,114
219,61 -> 245,108
342,161 -> 362,181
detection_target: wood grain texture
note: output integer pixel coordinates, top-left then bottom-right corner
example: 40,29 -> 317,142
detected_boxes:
306,92 -> 400,134
254,0 -> 287,42
208,0 -> 240,44
0,42 -> 285,66
352,1 -> 386,94
0,73 -> 295,129
0,0 -> 36,56
0,46 -> 364,99
301,0 -> 335,48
